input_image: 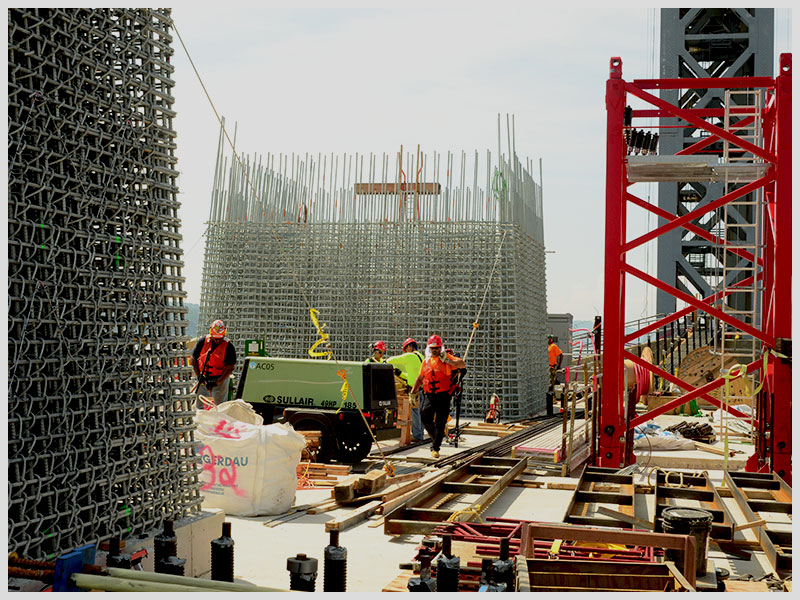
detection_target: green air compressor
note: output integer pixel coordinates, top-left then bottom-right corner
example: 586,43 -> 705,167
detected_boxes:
235,356 -> 399,463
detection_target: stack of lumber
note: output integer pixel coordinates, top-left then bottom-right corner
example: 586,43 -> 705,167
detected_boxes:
298,430 -> 323,462
269,467 -> 440,531
296,462 -> 351,488
306,468 -> 452,533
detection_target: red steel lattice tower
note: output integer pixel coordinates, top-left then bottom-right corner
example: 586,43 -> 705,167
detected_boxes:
599,55 -> 791,483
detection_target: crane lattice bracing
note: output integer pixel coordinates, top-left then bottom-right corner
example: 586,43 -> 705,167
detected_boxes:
599,55 -> 791,484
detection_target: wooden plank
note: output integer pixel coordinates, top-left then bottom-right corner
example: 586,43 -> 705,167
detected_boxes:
381,570 -> 413,592
306,499 -> 341,514
354,182 -> 441,195
324,500 -> 383,532
733,518 -> 767,532
724,580 -> 770,592
386,471 -> 424,485
596,506 -> 654,530
515,557 -> 530,592
664,561 -> 696,592
354,470 -> 387,496
333,475 -> 360,503
344,475 -> 424,505
383,518 -> 444,535
694,441 -> 737,456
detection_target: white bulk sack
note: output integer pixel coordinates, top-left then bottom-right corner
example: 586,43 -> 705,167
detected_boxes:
195,406 -> 306,516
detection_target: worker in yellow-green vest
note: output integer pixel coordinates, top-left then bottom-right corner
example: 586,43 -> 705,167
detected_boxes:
365,340 -> 387,363
386,337 -> 426,442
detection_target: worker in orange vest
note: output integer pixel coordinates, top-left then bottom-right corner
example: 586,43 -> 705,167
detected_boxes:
191,320 -> 237,409
548,334 -> 563,386
410,335 -> 466,458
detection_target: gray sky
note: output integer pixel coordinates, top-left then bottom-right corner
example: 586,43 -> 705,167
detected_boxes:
170,4 -> 792,322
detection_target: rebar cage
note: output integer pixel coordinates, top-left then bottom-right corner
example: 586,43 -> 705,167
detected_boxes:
199,125 -> 550,419
8,8 -> 201,559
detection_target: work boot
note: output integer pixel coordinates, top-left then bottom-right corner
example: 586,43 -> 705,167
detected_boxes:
431,450 -> 440,459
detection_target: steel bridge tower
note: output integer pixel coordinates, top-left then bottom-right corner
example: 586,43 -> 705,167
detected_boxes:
656,8 -> 774,315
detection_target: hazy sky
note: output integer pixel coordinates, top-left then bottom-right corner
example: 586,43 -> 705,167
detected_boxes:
169,3 -> 792,321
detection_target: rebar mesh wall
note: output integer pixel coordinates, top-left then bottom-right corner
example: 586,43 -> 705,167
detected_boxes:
200,128 -> 548,419
8,8 -> 201,559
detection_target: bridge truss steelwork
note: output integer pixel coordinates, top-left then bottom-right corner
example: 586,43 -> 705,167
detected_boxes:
656,8 -> 775,316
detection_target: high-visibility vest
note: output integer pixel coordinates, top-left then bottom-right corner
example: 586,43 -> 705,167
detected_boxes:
548,342 -> 563,368
420,355 -> 455,394
386,351 -> 424,384
197,336 -> 229,378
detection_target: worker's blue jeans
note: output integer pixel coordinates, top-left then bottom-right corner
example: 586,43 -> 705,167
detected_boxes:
195,378 -> 229,409
411,405 -> 424,441
420,391 -> 451,452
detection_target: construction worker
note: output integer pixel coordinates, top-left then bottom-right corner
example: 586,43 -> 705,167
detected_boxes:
386,337 -> 426,442
548,334 -> 563,386
191,320 -> 237,409
410,335 -> 466,458
365,340 -> 387,363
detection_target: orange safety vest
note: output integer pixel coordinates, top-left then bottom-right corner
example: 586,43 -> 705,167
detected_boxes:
548,342 -> 563,368
420,355 -> 455,394
197,336 -> 229,378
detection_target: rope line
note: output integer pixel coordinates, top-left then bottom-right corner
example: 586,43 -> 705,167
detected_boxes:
173,22 -> 395,475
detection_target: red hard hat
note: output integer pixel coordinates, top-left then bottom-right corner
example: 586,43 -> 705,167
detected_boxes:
427,335 -> 443,348
372,341 -> 387,352
402,337 -> 417,351
209,319 -> 226,339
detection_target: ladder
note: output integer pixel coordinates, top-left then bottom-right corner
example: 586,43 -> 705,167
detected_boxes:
714,89 -> 765,441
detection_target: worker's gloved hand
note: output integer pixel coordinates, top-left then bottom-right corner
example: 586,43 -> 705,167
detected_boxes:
205,377 -> 217,390
409,390 -> 420,408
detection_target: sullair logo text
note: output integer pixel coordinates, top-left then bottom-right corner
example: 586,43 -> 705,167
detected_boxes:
263,394 -> 316,406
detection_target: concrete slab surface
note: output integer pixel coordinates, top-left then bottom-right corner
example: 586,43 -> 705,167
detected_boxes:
174,418 -> 784,591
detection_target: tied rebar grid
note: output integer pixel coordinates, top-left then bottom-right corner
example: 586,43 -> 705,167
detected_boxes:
8,8 -> 201,560
200,121 -> 548,419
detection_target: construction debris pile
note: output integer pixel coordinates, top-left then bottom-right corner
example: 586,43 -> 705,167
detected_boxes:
199,124 -> 549,418
7,8 -> 200,560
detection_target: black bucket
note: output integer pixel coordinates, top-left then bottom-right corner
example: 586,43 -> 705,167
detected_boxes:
660,507 -> 714,576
